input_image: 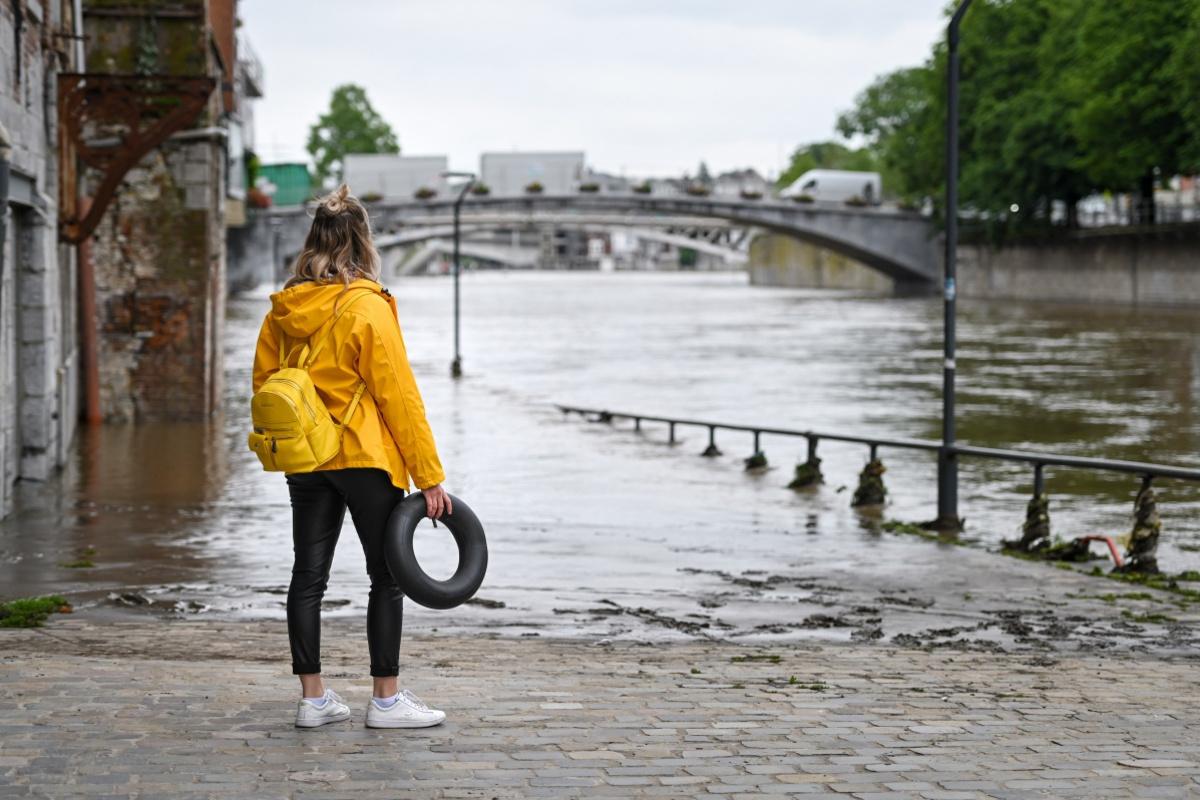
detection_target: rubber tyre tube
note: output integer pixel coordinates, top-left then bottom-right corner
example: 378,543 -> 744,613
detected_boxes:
383,492 -> 488,610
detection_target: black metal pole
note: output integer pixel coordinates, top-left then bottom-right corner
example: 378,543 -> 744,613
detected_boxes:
0,125 -> 10,322
447,173 -> 475,378
937,0 -> 973,531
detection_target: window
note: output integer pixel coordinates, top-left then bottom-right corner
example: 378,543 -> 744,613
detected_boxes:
9,0 -> 23,92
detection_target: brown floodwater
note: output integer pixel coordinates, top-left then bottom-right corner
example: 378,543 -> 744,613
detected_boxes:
2,271 -> 1198,645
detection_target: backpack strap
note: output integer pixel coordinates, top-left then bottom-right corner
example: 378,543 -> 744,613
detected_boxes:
339,380 -> 368,431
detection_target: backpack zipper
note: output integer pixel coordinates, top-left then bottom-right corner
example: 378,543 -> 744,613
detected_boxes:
260,387 -> 305,423
268,378 -> 319,423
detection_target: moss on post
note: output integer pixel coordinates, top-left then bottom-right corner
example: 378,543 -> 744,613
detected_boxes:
1004,493 -> 1051,552
851,459 -> 887,507
744,451 -> 768,471
1117,478 -> 1161,574
788,456 -> 823,489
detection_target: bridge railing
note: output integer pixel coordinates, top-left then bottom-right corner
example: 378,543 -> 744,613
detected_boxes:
556,404 -> 1200,573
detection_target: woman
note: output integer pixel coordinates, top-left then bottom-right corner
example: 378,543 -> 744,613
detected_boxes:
252,184 -> 451,729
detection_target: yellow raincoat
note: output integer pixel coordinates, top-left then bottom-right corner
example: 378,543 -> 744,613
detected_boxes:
252,278 -> 444,491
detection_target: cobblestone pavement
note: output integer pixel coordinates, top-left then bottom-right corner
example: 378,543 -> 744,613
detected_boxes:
2,616 -> 1199,799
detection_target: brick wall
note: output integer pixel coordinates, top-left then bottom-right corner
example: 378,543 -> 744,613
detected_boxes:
82,0 -> 227,422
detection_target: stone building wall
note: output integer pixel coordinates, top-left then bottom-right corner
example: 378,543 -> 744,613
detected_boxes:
82,0 -> 227,422
0,1 -> 81,518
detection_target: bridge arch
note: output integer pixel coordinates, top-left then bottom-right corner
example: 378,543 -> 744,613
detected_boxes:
235,194 -> 938,290
371,195 -> 938,285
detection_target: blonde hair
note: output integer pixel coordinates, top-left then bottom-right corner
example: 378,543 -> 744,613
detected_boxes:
286,184 -> 381,292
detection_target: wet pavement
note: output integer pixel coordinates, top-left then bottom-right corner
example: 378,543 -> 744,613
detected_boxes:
3,617 -> 1200,799
2,272 -> 1199,651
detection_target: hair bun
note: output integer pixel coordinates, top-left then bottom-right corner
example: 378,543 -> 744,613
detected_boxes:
321,184 -> 352,215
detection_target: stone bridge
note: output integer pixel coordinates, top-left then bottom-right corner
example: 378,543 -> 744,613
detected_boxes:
228,195 -> 938,292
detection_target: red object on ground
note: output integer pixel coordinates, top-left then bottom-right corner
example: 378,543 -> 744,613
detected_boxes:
1077,535 -> 1124,567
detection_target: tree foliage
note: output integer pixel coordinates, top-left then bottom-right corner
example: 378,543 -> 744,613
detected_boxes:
835,66 -> 940,202
1065,0 -> 1197,222
306,84 -> 400,186
801,0 -> 1200,228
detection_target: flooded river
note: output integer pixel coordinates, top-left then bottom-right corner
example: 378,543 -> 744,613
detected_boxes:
3,271 -> 1200,647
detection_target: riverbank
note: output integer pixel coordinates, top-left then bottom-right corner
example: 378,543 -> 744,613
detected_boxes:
11,516 -> 1200,654
750,224 -> 1200,307
4,272 -> 1200,642
2,615 -> 1199,799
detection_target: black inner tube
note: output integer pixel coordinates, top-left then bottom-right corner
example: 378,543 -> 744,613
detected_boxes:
383,492 -> 488,610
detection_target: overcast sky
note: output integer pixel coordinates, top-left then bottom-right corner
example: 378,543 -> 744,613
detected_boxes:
240,0 -> 948,179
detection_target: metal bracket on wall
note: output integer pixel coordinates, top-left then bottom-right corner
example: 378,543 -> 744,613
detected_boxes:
57,72 -> 216,244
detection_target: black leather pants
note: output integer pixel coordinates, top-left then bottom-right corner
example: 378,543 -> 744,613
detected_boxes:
285,468 -> 406,677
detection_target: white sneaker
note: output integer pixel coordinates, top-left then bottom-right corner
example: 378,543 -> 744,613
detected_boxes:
365,688 -> 446,729
294,689 -> 351,728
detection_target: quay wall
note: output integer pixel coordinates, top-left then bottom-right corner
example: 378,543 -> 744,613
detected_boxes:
750,226 -> 1200,306
956,226 -> 1200,307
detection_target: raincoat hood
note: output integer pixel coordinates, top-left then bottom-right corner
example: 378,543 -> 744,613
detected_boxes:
268,279 -> 395,338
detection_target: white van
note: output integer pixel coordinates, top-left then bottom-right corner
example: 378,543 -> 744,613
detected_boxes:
780,169 -> 882,205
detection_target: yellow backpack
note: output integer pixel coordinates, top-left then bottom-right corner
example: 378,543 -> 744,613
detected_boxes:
248,289 -> 372,473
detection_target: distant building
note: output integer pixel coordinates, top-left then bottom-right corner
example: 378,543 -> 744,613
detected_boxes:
714,168 -> 770,198
214,1 -> 263,227
581,169 -> 630,193
343,155 -> 448,201
480,151 -> 584,196
645,177 -> 685,197
258,163 -> 312,207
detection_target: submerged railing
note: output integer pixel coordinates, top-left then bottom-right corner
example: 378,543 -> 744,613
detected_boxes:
556,404 -> 1200,574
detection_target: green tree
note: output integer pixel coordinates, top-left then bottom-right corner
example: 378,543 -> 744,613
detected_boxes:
306,84 -> 400,186
775,141 -> 876,190
832,0 -> 1199,231
696,161 -> 713,186
1065,0 -> 1197,223
1169,2 -> 1200,170
955,0 -> 1093,228
835,66 -> 941,203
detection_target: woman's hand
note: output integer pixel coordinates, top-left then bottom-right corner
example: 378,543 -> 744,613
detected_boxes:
422,484 -> 453,520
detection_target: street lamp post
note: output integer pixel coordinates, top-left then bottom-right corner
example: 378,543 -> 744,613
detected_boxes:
442,171 -> 476,378
936,0 -> 973,531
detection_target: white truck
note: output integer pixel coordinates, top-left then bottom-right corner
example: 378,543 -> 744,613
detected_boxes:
780,169 -> 882,205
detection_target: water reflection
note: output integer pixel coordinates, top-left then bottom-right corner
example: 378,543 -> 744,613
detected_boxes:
2,418 -> 227,604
